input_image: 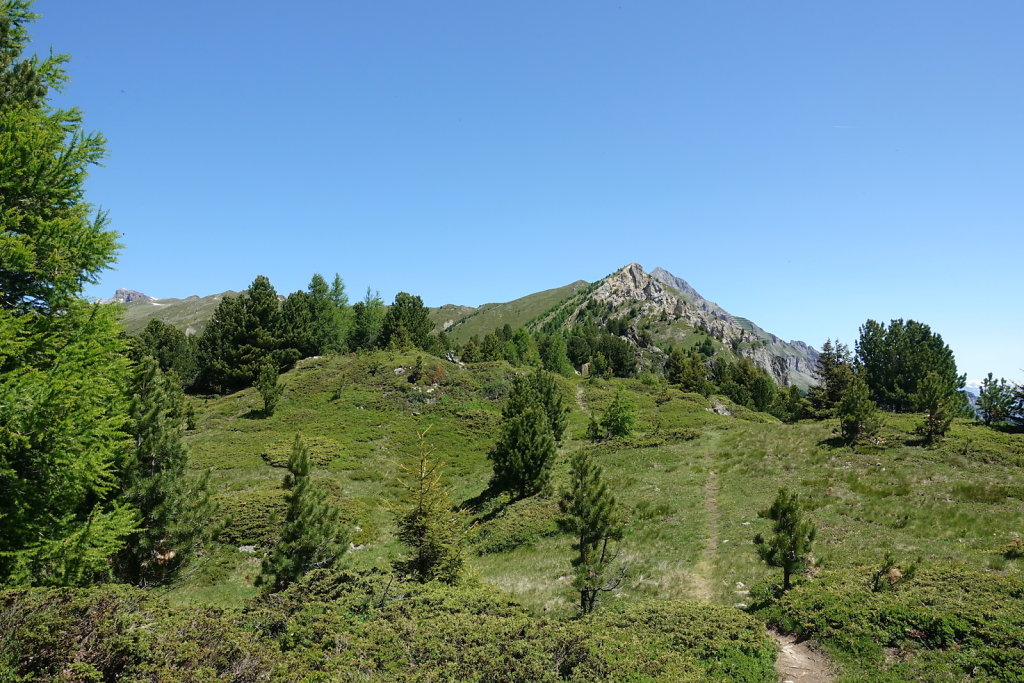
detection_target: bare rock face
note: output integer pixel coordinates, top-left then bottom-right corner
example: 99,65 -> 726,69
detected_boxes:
564,263 -> 818,388
102,288 -> 155,304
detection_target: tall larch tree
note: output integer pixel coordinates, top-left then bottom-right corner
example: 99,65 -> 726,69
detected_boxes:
348,287 -> 385,350
0,0 -> 139,585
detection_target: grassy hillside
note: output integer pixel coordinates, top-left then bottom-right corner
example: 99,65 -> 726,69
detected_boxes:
119,291 -> 238,334
128,349 -> 1024,680
4,348 -> 1022,679
438,280 -> 589,342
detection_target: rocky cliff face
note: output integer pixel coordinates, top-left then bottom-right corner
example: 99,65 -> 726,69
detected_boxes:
575,263 -> 819,388
101,288 -> 155,304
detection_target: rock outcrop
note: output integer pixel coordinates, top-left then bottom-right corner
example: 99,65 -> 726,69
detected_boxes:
558,263 -> 818,388
101,288 -> 155,304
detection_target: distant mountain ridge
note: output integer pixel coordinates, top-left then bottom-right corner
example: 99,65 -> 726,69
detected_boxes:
106,263 -> 819,387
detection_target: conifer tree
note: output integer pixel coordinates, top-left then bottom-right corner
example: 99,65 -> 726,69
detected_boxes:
281,273 -> 347,357
196,275 -> 299,393
856,319 -> 964,412
600,389 -> 635,438
538,333 -> 574,376
480,333 -> 504,361
838,374 -> 881,443
503,369 -> 569,443
116,356 -> 216,585
328,273 -> 351,351
914,371 -> 956,444
558,450 -> 625,614
460,338 -> 479,362
977,372 -> 1015,426
255,360 -> 284,416
489,406 -> 557,498
753,488 -> 816,591
379,292 -> 433,351
134,319 -> 199,388
348,287 -> 385,350
0,1 -> 138,585
258,435 -> 347,592
807,339 -> 854,417
393,428 -> 464,584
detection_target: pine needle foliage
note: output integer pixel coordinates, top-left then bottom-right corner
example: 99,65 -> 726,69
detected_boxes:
558,450 -> 625,614
116,356 -> 216,585
489,406 -> 557,498
255,360 -> 284,416
0,1 -> 138,585
914,371 -> 956,444
600,389 -> 635,438
753,489 -> 816,591
392,427 -> 465,584
838,373 -> 881,444
977,373 -> 1015,427
258,435 -> 347,592
503,369 -> 569,442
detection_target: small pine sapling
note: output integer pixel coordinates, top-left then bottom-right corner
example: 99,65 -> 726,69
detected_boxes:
753,488 -> 816,591
255,360 -> 284,416
558,450 -> 625,614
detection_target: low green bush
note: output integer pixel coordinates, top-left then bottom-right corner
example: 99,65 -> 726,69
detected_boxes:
471,496 -> 561,555
750,565 -> 1024,681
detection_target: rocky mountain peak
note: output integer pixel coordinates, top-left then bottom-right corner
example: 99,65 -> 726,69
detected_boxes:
101,288 -> 155,304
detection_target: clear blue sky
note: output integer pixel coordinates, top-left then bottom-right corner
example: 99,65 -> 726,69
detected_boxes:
30,0 -> 1023,383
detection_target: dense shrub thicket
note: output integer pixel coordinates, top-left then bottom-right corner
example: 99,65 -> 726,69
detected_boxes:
1,569 -> 776,682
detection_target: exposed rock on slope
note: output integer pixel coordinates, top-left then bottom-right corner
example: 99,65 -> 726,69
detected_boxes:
100,288 -> 155,304
540,263 -> 818,388
650,265 -> 819,388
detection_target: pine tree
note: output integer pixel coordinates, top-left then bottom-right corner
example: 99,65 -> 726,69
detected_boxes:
489,406 -> 557,498
601,389 -> 635,438
281,274 -> 346,357
115,356 -> 216,585
379,292 -> 434,351
558,450 -> 625,614
392,428 -> 464,584
134,319 -> 199,388
856,319 -> 965,412
753,489 -> 816,591
258,435 -> 347,592
0,1 -> 138,585
914,371 -> 956,444
255,360 -> 284,416
838,374 -> 881,443
348,287 -> 385,351
503,369 -> 569,443
977,373 -> 1015,426
196,275 -> 299,393
807,339 -> 854,417
460,338 -> 479,362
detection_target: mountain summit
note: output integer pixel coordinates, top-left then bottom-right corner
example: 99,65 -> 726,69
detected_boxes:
523,263 -> 818,387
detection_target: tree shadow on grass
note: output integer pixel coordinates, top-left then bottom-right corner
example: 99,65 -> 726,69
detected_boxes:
818,436 -> 848,449
459,484 -> 516,524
